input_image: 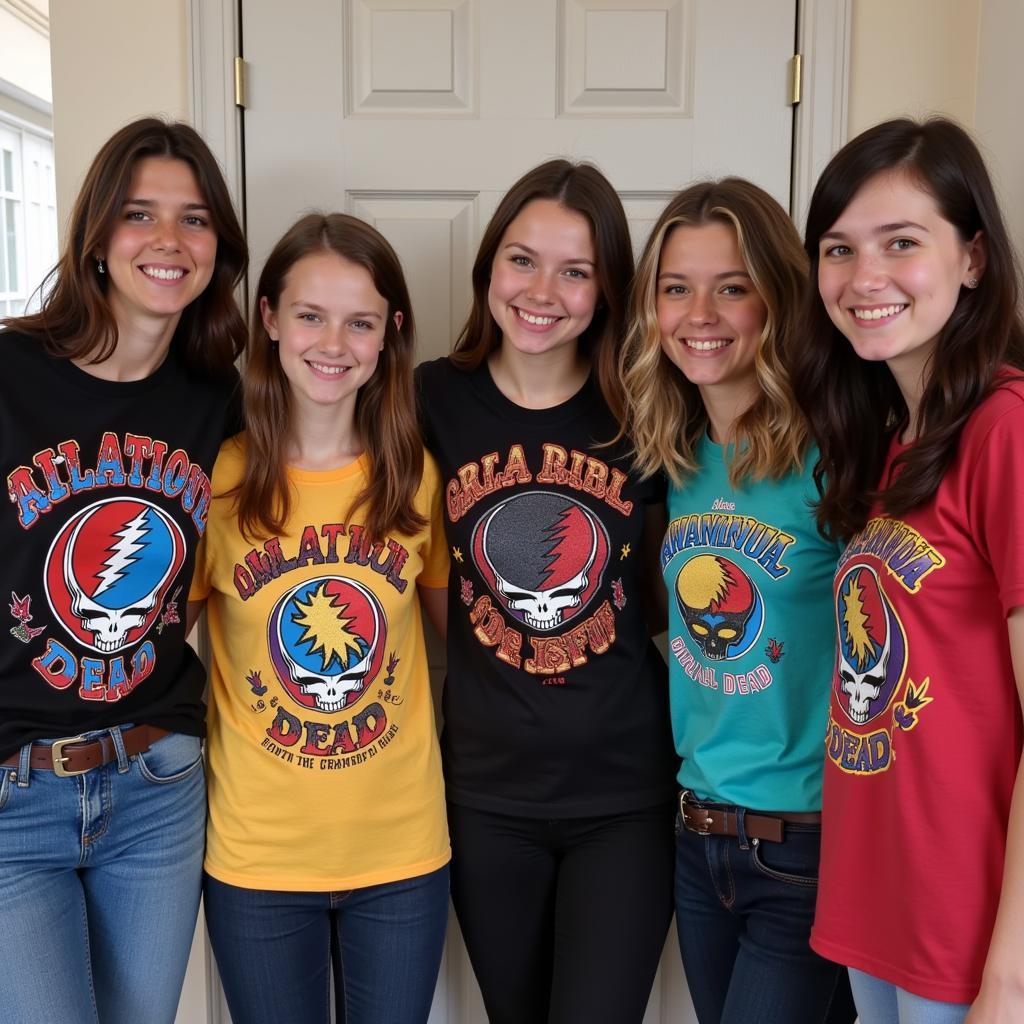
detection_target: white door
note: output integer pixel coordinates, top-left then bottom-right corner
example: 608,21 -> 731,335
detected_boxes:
242,0 -> 797,363
184,2 -> 798,1021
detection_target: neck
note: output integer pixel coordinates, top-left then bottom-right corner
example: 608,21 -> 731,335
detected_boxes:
75,310 -> 181,382
886,355 -> 929,443
699,378 -> 758,446
287,396 -> 362,471
488,342 -> 589,409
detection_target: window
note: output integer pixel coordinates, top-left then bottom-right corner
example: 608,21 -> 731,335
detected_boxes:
0,119 -> 57,320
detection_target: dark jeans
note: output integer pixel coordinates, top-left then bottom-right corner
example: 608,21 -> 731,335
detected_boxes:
204,865 -> 450,1024
675,812 -> 856,1024
448,800 -> 675,1024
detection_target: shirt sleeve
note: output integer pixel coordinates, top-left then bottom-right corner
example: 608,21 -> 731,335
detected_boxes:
417,452 -> 450,588
966,394 -> 1024,615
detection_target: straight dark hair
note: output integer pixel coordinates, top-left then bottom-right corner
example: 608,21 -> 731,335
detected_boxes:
451,159 -> 633,421
237,213 -> 425,542
791,117 -> 1024,540
2,117 -> 247,378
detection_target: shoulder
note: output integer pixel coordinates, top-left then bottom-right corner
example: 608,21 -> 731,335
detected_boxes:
0,329 -> 50,374
962,373 -> 1024,451
415,448 -> 444,505
210,433 -> 247,494
180,357 -> 241,402
415,355 -> 469,395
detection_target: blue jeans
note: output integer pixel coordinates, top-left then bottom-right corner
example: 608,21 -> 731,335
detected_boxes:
675,810 -> 855,1024
204,864 -> 450,1024
849,969 -> 970,1024
0,728 -> 206,1024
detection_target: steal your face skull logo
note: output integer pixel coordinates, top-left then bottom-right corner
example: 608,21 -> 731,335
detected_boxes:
835,564 -> 906,726
45,498 -> 186,653
674,554 -> 763,661
472,492 -> 609,632
268,576 -> 386,714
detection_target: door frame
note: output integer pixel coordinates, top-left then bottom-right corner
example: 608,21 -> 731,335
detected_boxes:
187,0 -> 851,236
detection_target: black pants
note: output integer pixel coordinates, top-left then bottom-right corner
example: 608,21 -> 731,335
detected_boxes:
447,800 -> 675,1024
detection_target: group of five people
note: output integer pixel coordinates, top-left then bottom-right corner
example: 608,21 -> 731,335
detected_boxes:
1,112 -> 1021,1024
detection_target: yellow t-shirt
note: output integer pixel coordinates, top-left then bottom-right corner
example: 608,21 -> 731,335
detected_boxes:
191,436 -> 450,891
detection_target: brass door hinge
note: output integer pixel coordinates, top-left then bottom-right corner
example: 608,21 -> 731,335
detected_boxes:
788,53 -> 802,106
234,57 -> 248,109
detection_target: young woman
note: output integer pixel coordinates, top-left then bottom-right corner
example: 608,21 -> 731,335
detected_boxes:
0,119 -> 247,1023
189,213 -> 450,1024
416,160 -> 677,1023
619,179 -> 855,1024
792,118 -> 1024,1023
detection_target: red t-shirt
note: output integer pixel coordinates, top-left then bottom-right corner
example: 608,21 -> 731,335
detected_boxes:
812,378 -> 1024,1003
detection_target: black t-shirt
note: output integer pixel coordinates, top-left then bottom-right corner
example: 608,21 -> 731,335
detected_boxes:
0,331 -> 239,758
416,356 -> 676,817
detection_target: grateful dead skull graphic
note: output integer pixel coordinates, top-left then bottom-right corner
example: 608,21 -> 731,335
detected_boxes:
268,576 -> 386,713
44,498 -> 186,653
674,554 -> 764,660
835,564 -> 907,726
471,492 -> 609,632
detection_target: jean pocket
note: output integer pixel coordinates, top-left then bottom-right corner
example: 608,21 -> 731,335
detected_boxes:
136,732 -> 204,785
750,826 -> 820,888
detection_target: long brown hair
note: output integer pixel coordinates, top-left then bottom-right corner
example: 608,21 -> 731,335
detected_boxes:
791,117 -> 1024,540
237,213 -> 425,542
2,117 -> 247,378
621,179 -> 809,486
451,159 -> 633,420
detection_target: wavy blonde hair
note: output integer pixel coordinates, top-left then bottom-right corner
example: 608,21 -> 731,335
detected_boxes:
620,178 -> 809,487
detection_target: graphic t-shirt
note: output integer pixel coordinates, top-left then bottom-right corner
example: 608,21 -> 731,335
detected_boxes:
192,437 -> 450,890
417,357 -> 677,818
663,436 -> 840,811
812,378 -> 1024,1002
0,330 -> 238,758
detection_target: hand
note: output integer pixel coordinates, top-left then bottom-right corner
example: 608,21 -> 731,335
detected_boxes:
965,976 -> 1024,1024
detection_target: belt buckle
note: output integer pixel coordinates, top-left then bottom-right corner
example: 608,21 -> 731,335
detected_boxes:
680,790 -> 713,836
51,735 -> 89,777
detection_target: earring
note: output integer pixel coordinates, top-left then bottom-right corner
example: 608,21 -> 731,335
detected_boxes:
97,258 -> 106,275
968,276 -> 979,289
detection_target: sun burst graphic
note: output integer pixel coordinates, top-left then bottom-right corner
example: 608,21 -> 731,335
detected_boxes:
291,583 -> 363,670
841,576 -> 876,669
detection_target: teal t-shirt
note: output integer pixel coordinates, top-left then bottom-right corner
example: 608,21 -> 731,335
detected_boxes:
663,436 -> 839,811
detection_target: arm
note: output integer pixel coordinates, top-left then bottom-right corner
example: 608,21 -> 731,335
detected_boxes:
641,500 -> 668,637
418,583 -> 448,644
186,599 -> 205,638
967,605 -> 1024,1022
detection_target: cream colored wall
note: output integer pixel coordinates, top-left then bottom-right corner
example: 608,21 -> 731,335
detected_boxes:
847,0 -> 981,136
49,0 -> 189,236
975,0 -> 1024,259
847,0 -> 1023,257
0,4 -> 53,104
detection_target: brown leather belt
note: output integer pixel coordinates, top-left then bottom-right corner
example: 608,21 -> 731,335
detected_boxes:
2,725 -> 172,777
679,790 -> 821,844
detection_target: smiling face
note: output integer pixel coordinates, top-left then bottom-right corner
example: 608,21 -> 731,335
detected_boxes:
656,221 -> 768,405
816,169 -> 982,387
262,251 -> 399,420
100,156 -> 217,334
487,199 -> 600,361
